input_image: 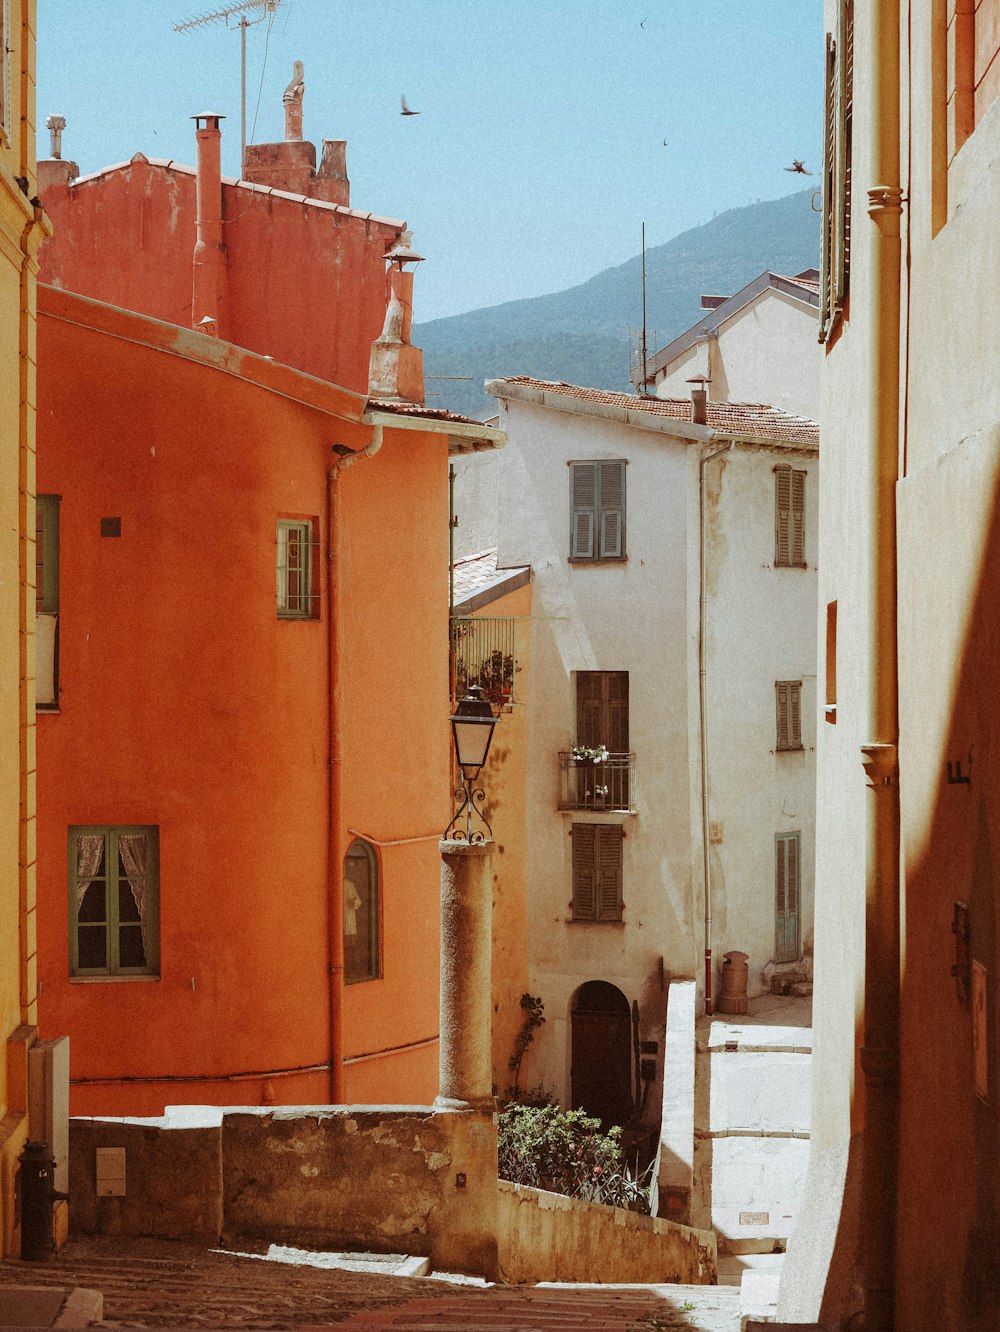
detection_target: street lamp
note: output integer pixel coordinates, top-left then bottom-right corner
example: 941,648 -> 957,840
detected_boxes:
445,685 -> 497,843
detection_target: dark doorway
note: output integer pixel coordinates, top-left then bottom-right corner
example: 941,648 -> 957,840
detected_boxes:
571,980 -> 632,1128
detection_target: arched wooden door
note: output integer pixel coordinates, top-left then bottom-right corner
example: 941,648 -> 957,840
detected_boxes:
570,980 -> 632,1128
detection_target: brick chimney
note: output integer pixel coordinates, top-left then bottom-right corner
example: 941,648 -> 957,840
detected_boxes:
192,114 -> 227,335
243,62 -> 350,205
368,233 -> 425,404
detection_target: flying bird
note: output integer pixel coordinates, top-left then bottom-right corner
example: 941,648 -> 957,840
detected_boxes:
640,16 -> 647,26
401,95 -> 419,116
785,160 -> 812,174
662,138 -> 669,147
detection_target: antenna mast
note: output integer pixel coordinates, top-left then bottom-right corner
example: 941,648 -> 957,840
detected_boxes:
173,0 -> 281,178
640,222 -> 649,395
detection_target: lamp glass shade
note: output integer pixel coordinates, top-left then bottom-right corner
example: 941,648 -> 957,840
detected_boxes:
449,686 -> 497,772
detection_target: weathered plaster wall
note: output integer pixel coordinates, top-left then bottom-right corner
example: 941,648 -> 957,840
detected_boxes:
0,0 -> 41,1259
37,152 -> 401,395
451,449 -> 501,560
497,1180 -> 716,1285
701,445 -> 818,996
472,584 -> 532,1099
654,292 -> 820,420
655,980 -> 696,1224
68,1107 -> 498,1279
35,289 -> 448,1115
493,398 -> 694,1118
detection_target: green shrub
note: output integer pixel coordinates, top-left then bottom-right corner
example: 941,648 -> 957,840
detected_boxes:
498,1103 -> 651,1212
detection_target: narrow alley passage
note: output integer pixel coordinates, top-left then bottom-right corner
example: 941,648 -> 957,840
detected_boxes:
692,992 -> 812,1312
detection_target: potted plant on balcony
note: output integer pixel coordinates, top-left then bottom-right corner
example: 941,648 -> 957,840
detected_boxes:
570,744 -> 610,766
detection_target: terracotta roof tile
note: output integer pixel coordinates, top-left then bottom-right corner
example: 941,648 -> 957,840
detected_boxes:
496,377 -> 819,445
451,548 -> 530,610
367,399 -> 485,426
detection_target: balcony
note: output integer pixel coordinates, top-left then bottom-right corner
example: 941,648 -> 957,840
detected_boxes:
558,751 -> 636,813
451,616 -> 518,712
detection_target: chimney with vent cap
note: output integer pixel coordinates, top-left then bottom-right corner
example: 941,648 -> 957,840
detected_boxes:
192,113 -> 227,336
37,114 -> 80,194
368,233 -> 425,404
687,374 -> 711,425
243,62 -> 350,205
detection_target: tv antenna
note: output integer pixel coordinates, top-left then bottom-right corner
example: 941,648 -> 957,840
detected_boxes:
173,0 -> 282,177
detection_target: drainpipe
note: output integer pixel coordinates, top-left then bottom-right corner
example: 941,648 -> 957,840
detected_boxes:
326,426 -> 384,1101
192,113 -> 227,334
698,440 -> 735,1015
860,0 -> 903,1327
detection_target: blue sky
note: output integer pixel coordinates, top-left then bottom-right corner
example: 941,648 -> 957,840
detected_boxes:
37,1 -> 823,322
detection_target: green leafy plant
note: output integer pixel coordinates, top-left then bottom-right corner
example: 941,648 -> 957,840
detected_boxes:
570,743 -> 610,763
498,1103 -> 653,1212
507,993 -> 545,1099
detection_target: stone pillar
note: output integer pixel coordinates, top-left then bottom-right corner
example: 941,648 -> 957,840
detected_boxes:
436,840 -> 493,1109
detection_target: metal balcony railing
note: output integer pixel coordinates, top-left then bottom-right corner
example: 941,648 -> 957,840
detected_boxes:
451,616 -> 518,712
558,752 -> 636,813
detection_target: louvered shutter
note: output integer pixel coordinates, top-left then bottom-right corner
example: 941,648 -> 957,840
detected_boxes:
786,836 -> 798,915
577,672 -> 604,748
835,1 -> 854,311
789,682 -> 802,748
608,672 -> 629,753
776,681 -> 790,749
572,824 -> 597,921
775,837 -> 786,915
596,825 -> 624,922
791,470 -> 806,566
598,461 -> 625,558
819,31 -> 836,341
571,463 -> 597,559
775,467 -> 792,566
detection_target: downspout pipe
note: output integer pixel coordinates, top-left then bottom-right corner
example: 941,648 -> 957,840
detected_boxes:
698,439 -> 735,1016
860,0 -> 903,1326
326,425 -> 384,1101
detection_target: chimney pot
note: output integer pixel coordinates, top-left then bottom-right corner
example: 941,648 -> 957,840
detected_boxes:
283,61 -> 305,141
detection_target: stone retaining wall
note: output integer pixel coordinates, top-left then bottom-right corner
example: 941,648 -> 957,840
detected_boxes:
497,1180 -> 716,1285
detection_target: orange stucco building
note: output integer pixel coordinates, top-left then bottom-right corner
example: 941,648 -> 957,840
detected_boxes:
33,91 -> 502,1116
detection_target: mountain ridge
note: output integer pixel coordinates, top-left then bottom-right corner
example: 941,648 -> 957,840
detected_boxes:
415,189 -> 820,419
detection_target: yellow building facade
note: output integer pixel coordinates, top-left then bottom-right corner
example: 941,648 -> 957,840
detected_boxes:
0,0 -> 48,1258
779,3 -> 1000,1330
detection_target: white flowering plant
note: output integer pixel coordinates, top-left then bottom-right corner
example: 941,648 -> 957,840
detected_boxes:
570,744 -> 610,764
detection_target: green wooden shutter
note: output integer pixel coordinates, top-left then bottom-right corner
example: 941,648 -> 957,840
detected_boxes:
572,824 -> 597,920
775,833 -> 801,963
598,461 -> 625,558
571,463 -> 597,559
596,825 -> 624,922
834,0 -> 854,312
791,469 -> 806,566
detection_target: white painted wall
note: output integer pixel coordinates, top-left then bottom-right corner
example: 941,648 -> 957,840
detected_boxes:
702,446 -> 818,995
494,399 -> 696,1113
654,291 -> 820,421
469,393 -> 818,1123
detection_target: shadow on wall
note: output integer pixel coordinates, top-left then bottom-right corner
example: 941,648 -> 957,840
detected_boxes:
891,455 -> 1000,1331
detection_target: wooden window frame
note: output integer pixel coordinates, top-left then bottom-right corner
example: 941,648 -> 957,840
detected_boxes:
774,466 -> 806,568
570,823 -> 624,923
68,825 -> 160,979
569,460 -> 627,562
775,831 -> 801,964
276,517 -> 320,619
775,680 -> 803,752
36,494 -> 60,709
825,600 -> 838,723
343,838 -> 381,984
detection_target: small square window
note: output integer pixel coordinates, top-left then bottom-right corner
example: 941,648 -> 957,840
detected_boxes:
276,518 -> 319,619
570,460 -> 626,561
